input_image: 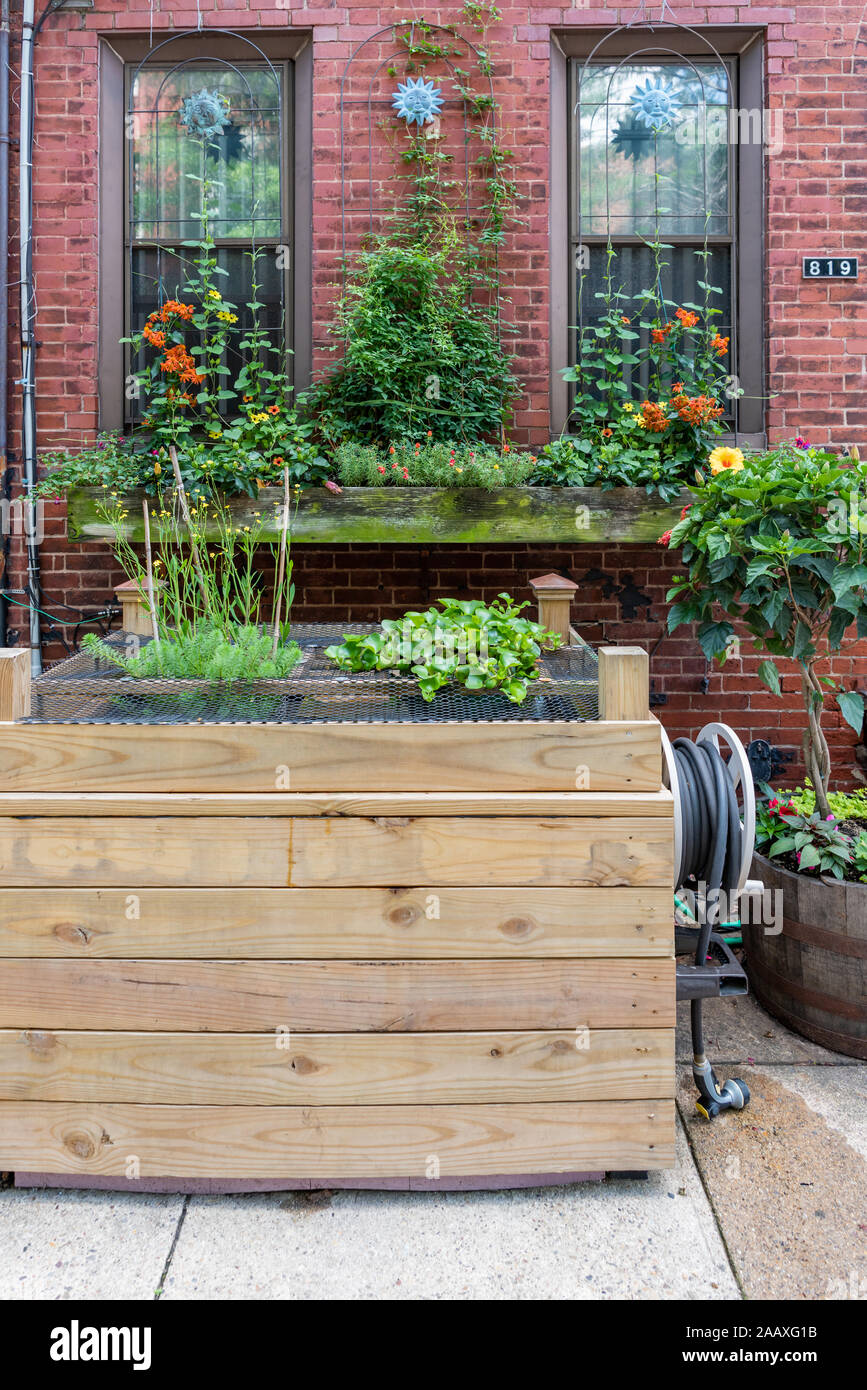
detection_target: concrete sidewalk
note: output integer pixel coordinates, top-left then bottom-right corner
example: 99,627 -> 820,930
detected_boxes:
2,993 -> 864,1301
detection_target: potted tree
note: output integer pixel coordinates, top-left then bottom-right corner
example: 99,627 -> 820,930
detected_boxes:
664,440 -> 867,1057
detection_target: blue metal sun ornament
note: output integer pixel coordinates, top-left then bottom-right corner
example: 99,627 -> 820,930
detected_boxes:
391,76 -> 444,127
629,79 -> 682,132
179,89 -> 232,140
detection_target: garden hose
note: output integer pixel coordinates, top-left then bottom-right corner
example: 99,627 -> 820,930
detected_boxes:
662,724 -> 754,1119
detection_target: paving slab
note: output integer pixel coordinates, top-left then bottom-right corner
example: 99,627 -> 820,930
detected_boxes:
162,1119 -> 738,1300
0,1186 -> 183,1301
675,988 -> 859,1067
677,1067 -> 867,1301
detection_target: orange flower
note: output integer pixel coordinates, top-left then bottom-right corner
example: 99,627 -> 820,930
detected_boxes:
272,456 -> 285,466
712,334 -> 730,356
621,315 -> 631,325
388,445 -> 395,455
651,325 -> 671,344
142,324 -> 166,348
674,393 -> 724,427
268,405 -> 280,415
503,443 -> 510,453
671,382 -> 684,394
640,401 -> 669,433
158,299 -> 195,322
601,427 -> 613,438
675,307 -> 699,328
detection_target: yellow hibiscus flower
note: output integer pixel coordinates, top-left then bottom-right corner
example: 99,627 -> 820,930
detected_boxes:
708,446 -> 745,475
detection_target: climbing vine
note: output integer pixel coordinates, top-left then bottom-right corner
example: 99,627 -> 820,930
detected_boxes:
305,11 -> 522,445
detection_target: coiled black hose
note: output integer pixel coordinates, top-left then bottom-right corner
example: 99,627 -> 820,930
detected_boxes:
672,737 -> 743,1060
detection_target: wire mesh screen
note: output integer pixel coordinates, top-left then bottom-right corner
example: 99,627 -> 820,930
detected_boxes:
26,625 -> 599,726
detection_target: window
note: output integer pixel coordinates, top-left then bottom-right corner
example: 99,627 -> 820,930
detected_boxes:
125,61 -> 290,423
99,34 -> 312,431
551,29 -> 764,438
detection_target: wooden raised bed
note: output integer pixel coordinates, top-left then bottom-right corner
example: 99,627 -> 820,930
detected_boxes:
0,646 -> 675,1183
66,485 -> 689,545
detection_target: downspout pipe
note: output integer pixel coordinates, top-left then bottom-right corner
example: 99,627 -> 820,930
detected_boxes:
0,0 -> 10,648
19,0 -> 41,674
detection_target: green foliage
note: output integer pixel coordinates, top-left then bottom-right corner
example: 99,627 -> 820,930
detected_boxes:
531,429 -> 691,500
334,439 -> 537,488
325,593 -> 561,703
784,782 -> 867,822
754,795 -> 853,880
665,442 -> 867,816
83,623 -> 302,682
39,176 -> 330,499
303,237 -> 519,445
851,829 -> 867,882
561,237 -> 728,485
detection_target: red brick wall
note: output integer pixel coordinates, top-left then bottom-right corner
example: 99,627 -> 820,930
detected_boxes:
3,3 -> 867,783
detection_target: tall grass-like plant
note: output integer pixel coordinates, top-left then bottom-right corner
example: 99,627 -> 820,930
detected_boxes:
87,483 -> 301,681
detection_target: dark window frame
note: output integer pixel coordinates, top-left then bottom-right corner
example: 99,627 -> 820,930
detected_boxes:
98,32 -> 312,432
551,26 -> 766,441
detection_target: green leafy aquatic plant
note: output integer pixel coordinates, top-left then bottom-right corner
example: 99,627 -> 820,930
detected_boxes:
325,593 -> 561,702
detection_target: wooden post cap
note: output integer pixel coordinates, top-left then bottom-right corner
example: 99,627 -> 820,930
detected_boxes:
114,579 -> 161,637
528,573 -> 578,646
0,647 -> 32,721
528,572 -> 579,596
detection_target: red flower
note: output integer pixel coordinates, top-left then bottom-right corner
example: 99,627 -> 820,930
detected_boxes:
658,530 -> 672,547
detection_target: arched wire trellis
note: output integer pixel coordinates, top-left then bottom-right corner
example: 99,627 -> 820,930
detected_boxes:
573,17 -> 739,436
126,29 -> 285,414
337,21 -> 499,321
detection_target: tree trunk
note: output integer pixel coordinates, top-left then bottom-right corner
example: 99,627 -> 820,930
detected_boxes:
800,663 -> 831,818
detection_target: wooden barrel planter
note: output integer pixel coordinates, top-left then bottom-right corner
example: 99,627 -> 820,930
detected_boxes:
0,644 -> 676,1187
743,853 -> 867,1060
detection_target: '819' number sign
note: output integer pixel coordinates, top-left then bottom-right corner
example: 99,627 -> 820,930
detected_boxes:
803,256 -> 858,279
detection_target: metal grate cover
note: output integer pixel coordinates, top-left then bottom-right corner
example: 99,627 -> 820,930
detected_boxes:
26,624 -> 599,725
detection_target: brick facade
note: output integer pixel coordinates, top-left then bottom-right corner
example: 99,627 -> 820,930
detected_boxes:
3,2 -> 867,781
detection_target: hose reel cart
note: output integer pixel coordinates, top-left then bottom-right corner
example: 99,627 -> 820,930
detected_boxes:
664,722 -> 760,1119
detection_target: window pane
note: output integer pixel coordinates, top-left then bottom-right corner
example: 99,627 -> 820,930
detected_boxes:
577,62 -> 730,236
128,246 -> 285,423
572,242 -> 732,400
130,65 -> 282,241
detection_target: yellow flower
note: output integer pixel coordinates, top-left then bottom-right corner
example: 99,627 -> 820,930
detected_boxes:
208,430 -> 222,439
634,416 -> 647,429
217,311 -> 238,323
708,446 -> 745,475
208,289 -> 222,300
622,402 -> 634,412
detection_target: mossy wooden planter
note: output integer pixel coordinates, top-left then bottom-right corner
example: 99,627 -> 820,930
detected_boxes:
744,853 -> 867,1059
0,645 -> 676,1185
66,485 -> 690,546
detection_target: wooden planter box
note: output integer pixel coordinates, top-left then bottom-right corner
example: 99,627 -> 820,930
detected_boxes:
66,485 -> 689,546
0,647 -> 675,1184
744,852 -> 867,1060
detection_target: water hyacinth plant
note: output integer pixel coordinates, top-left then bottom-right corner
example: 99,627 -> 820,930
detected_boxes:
325,594 -> 561,702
